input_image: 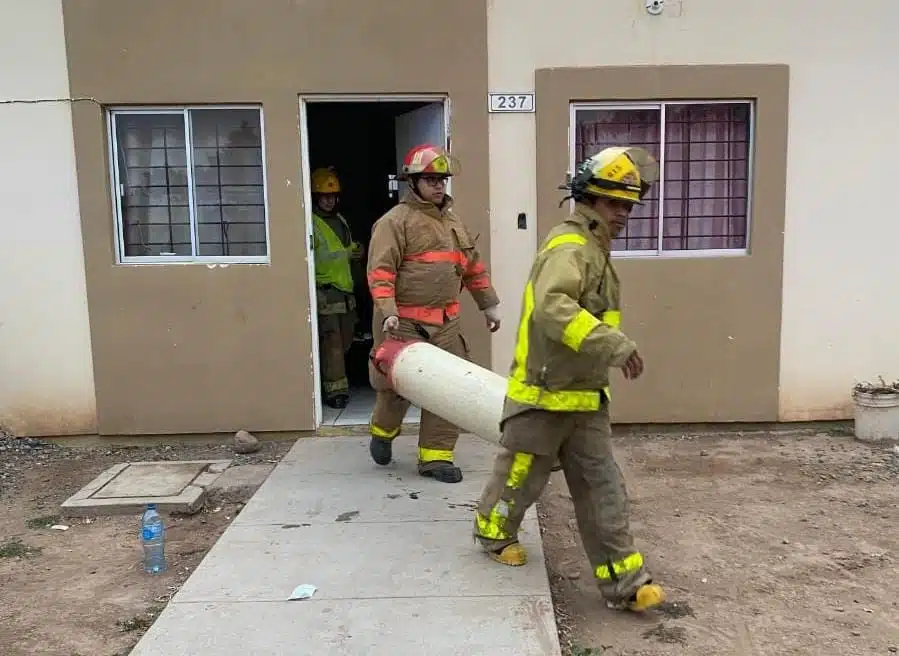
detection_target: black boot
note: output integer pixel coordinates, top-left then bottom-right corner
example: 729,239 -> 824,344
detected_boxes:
369,437 -> 393,466
325,394 -> 349,409
419,461 -> 463,484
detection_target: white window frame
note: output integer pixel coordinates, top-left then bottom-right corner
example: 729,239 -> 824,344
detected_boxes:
568,99 -> 756,259
107,105 -> 272,265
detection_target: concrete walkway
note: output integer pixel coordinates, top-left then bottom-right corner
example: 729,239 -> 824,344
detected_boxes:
131,435 -> 561,655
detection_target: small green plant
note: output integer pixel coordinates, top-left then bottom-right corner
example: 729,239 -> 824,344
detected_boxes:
0,537 -> 42,559
570,646 -> 607,656
25,514 -> 60,530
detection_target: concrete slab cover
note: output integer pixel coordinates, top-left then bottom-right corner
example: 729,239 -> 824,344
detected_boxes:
61,460 -> 232,517
93,461 -> 211,498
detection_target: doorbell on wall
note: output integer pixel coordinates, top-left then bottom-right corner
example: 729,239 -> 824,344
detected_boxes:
645,0 -> 665,15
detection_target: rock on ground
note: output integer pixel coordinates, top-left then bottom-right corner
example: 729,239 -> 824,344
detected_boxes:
233,430 -> 260,455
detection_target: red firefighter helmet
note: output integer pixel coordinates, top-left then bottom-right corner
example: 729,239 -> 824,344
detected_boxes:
399,144 -> 461,180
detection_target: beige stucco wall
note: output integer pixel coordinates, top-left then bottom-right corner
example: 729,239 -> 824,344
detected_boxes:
487,0 -> 899,421
2,0 -> 892,434
0,0 -> 96,435
62,0 -> 491,435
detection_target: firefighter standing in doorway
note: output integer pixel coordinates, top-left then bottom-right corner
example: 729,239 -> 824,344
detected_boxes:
366,144 -> 501,484
311,167 -> 364,410
472,146 -> 666,612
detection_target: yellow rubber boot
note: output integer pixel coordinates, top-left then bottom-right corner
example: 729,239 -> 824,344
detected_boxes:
627,584 -> 666,612
488,543 -> 528,566
606,583 -> 666,612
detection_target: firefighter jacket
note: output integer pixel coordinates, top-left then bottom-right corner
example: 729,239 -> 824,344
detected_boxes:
313,211 -> 357,315
502,203 -> 638,422
367,191 -> 499,327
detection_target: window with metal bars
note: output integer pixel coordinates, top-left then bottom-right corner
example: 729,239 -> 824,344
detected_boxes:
572,101 -> 753,255
108,106 -> 269,263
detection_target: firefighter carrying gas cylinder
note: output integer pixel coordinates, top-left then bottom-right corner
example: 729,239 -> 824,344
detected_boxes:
472,146 -> 666,613
366,144 -> 501,484
311,167 -> 364,410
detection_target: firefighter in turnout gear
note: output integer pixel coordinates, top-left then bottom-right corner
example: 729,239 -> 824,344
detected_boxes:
311,167 -> 364,409
473,146 -> 666,612
367,144 -> 501,484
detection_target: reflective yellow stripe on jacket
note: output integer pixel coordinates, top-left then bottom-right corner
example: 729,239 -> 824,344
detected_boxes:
506,233 -> 620,411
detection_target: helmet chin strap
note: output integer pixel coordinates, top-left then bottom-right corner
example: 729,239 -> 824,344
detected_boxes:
407,176 -> 425,201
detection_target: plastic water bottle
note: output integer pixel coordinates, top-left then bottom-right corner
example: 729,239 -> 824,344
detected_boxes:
141,504 -> 167,575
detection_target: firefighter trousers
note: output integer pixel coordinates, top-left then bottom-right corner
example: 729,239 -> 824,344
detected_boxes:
474,403 -> 653,603
368,316 -> 469,470
318,310 -> 356,401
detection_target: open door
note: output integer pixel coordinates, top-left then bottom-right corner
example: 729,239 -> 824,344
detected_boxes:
298,100 -> 323,428
394,102 -> 448,174
301,96 -> 447,430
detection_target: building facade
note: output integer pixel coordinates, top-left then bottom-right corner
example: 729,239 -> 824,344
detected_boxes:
1,0 -> 896,437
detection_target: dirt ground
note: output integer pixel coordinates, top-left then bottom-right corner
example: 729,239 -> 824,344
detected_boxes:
4,428 -> 899,655
0,432 -> 291,656
538,429 -> 899,656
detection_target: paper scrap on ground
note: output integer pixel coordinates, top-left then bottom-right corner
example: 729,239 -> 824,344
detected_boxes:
50,525 -> 69,531
288,584 -> 317,601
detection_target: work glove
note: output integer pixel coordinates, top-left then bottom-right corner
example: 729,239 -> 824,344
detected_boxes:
621,349 -> 644,380
483,304 -> 501,333
382,315 -> 399,332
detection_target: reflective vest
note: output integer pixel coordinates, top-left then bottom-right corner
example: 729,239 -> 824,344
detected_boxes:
313,213 -> 355,294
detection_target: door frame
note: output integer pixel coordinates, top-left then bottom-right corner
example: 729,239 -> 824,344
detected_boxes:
298,93 -> 450,428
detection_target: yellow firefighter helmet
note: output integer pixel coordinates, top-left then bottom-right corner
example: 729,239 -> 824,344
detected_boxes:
311,167 -> 341,194
562,146 -> 660,204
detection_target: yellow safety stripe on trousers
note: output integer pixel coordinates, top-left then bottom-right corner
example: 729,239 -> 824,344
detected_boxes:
318,303 -> 348,316
323,377 -> 349,393
507,232 -> 623,410
506,451 -> 534,490
318,293 -> 355,316
476,511 -> 507,540
594,552 -> 644,581
475,452 -> 534,540
370,423 -> 400,440
418,447 -> 454,463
